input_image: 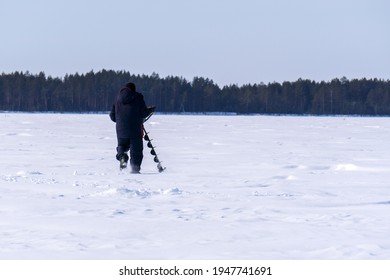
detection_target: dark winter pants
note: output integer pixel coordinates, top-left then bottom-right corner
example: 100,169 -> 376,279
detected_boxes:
116,137 -> 143,171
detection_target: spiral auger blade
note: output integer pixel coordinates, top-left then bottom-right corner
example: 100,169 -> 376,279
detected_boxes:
143,128 -> 165,173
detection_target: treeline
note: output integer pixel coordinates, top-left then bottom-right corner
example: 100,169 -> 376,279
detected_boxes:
1,70 -> 390,115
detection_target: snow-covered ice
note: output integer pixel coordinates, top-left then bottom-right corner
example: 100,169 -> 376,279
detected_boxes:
1,113 -> 390,259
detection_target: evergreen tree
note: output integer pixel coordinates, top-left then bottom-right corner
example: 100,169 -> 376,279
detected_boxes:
1,70 -> 389,115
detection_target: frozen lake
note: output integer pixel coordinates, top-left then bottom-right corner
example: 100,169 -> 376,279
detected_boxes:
1,113 -> 390,259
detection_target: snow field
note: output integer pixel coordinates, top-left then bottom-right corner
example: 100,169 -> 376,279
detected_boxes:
1,113 -> 390,259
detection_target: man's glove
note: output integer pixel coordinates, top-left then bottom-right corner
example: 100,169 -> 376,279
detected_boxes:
147,106 -> 156,115
143,106 -> 156,123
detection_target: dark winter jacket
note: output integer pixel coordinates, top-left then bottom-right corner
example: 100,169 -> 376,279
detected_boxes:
110,87 -> 149,138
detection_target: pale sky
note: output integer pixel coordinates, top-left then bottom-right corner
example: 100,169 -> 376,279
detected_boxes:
1,0 -> 389,86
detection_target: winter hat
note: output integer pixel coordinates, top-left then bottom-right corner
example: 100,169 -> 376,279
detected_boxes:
125,82 -> 136,91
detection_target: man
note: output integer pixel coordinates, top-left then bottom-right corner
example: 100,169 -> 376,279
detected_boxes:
109,82 -> 153,173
